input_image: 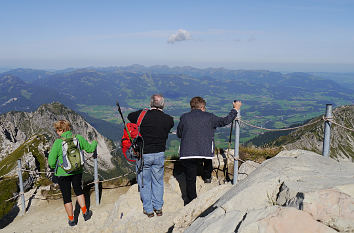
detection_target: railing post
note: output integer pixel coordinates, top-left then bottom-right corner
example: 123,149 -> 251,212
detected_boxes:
93,149 -> 100,206
17,159 -> 26,215
233,111 -> 240,185
322,104 -> 332,157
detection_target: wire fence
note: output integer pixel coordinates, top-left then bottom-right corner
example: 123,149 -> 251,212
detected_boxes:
1,109 -> 353,211
239,117 -> 323,131
1,112 -> 352,180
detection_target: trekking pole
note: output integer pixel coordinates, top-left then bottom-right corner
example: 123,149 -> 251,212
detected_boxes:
225,120 -> 234,181
227,120 -> 234,154
116,101 -> 134,143
93,149 -> 100,206
116,101 -> 127,126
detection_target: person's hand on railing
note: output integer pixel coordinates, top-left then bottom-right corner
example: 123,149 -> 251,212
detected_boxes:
233,100 -> 242,111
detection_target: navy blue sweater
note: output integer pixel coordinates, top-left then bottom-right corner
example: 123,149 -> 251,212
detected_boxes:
177,109 -> 238,159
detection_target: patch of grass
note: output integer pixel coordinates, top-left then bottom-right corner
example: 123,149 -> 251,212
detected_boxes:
35,177 -> 53,187
0,135 -> 48,177
77,104 -> 118,123
0,143 -> 28,177
20,89 -> 32,99
239,146 -> 282,163
0,177 -> 18,219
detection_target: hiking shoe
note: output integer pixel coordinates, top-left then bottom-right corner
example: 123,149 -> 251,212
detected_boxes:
68,219 -> 76,227
154,209 -> 163,216
204,178 -> 211,183
83,210 -> 93,221
143,210 -> 154,218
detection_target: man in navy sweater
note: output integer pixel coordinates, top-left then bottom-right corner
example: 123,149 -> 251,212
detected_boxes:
177,97 -> 241,204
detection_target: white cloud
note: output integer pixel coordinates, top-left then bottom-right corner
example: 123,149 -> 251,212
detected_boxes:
168,29 -> 191,44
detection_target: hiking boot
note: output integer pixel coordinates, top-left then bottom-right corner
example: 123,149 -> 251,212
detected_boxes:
68,219 -> 76,227
143,210 -> 154,218
204,178 -> 211,183
154,209 -> 163,216
83,210 -> 93,221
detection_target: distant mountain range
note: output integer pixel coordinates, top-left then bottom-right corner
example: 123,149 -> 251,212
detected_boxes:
0,75 -> 75,113
1,66 -> 353,144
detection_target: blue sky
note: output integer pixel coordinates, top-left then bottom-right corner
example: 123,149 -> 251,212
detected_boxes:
0,0 -> 354,72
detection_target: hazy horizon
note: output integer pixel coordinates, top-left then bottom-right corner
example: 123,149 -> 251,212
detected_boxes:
1,1 -> 354,73
1,63 -> 354,74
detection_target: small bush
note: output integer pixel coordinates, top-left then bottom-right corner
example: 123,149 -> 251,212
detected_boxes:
239,146 -> 282,163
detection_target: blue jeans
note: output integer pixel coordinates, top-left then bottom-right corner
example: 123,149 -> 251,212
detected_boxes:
136,152 -> 165,213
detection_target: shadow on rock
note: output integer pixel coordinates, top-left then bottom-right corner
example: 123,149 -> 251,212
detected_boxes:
0,205 -> 20,229
172,161 -> 189,205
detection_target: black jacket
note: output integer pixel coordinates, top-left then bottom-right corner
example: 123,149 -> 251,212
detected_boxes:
177,109 -> 238,159
128,109 -> 174,154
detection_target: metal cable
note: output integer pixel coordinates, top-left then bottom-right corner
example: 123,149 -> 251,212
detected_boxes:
239,118 -> 323,131
324,117 -> 354,132
85,171 -> 135,185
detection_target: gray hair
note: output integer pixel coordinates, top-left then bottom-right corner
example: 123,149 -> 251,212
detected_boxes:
150,94 -> 165,109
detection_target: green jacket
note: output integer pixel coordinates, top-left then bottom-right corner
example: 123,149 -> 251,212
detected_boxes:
48,131 -> 98,176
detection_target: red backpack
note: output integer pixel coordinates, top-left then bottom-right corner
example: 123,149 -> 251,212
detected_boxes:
121,109 -> 148,162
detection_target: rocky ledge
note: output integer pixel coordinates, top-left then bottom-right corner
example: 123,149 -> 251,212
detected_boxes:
185,150 -> 354,233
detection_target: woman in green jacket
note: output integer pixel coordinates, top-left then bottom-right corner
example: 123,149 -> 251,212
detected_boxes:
48,120 -> 97,226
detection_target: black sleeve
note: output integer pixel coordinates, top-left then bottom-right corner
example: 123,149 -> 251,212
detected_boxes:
127,110 -> 142,123
170,116 -> 174,130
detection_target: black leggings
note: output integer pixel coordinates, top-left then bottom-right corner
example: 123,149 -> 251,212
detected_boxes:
57,173 -> 84,204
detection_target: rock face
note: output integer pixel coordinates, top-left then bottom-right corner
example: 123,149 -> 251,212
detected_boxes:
184,150 -> 354,233
0,102 -> 126,177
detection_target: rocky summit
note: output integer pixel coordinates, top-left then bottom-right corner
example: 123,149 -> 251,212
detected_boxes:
2,149 -> 354,233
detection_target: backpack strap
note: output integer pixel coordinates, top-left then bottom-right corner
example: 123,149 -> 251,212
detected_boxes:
136,109 -> 148,128
124,109 -> 148,144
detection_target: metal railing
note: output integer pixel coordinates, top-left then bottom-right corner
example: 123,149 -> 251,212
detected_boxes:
2,104 -> 354,214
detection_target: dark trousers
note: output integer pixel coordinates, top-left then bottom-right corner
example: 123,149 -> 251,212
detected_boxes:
182,159 -> 213,203
58,173 -> 83,204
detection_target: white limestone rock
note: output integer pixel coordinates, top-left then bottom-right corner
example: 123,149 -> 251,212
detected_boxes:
237,160 -> 260,182
184,150 -> 354,233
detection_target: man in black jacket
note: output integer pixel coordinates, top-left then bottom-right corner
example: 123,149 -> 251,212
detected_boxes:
128,94 -> 174,217
177,96 -> 241,203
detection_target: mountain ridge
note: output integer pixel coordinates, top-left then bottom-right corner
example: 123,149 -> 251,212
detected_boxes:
248,105 -> 354,161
